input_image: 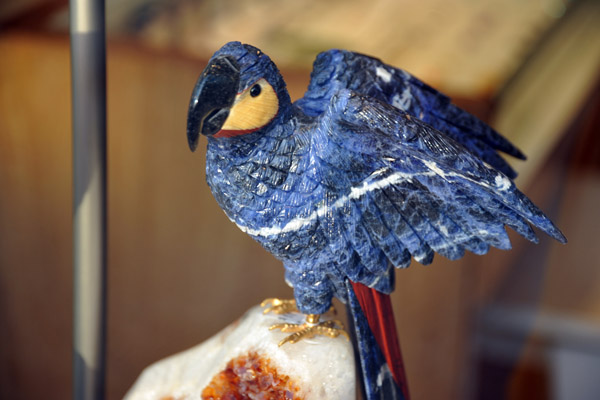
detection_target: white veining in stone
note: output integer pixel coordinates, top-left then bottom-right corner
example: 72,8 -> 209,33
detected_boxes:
375,66 -> 392,83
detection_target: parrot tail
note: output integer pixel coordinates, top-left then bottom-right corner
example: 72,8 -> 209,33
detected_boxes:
346,280 -> 409,400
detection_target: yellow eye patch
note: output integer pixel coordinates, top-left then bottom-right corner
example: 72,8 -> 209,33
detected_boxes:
220,78 -> 279,133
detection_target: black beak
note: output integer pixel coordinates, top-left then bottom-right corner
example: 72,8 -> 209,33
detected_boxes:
186,55 -> 240,151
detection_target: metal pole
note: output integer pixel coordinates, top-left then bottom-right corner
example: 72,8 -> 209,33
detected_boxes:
70,1 -> 107,399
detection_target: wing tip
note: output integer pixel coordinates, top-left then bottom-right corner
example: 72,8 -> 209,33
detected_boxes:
529,215 -> 567,244
550,228 -> 568,244
508,145 -> 527,161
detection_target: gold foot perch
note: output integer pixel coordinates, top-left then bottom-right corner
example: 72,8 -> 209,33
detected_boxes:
261,298 -> 349,346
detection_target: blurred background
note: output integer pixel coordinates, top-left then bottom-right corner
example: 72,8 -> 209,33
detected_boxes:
1,0 -> 599,399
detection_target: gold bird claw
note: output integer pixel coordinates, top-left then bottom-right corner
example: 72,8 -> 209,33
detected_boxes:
270,315 -> 350,346
261,298 -> 349,346
260,298 -> 298,315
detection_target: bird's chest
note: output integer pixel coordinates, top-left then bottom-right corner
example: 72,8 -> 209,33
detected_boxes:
205,137 -> 330,262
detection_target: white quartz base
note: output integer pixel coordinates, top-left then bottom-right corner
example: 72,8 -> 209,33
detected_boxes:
125,304 -> 356,399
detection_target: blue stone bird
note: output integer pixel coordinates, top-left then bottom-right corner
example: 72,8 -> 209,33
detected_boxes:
186,42 -> 566,399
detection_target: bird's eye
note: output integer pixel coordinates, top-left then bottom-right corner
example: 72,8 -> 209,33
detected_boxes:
250,84 -> 261,97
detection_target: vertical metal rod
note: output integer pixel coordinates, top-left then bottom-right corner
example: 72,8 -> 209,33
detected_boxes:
70,1 -> 107,399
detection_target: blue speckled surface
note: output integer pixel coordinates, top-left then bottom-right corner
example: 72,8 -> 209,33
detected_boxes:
188,42 -> 566,399
198,42 -> 565,314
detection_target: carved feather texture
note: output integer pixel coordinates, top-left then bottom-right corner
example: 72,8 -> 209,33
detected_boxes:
190,41 -> 566,399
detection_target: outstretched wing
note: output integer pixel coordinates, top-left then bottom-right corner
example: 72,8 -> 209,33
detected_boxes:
313,90 -> 565,283
297,49 -> 524,179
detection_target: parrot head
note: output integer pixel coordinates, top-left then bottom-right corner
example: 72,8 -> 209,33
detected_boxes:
186,42 -> 291,151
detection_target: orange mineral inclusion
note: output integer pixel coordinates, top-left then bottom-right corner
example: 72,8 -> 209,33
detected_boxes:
201,351 -> 302,400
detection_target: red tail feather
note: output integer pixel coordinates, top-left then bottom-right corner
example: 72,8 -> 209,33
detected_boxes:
350,281 -> 410,399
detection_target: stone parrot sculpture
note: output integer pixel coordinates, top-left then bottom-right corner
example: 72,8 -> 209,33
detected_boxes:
186,42 -> 566,399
